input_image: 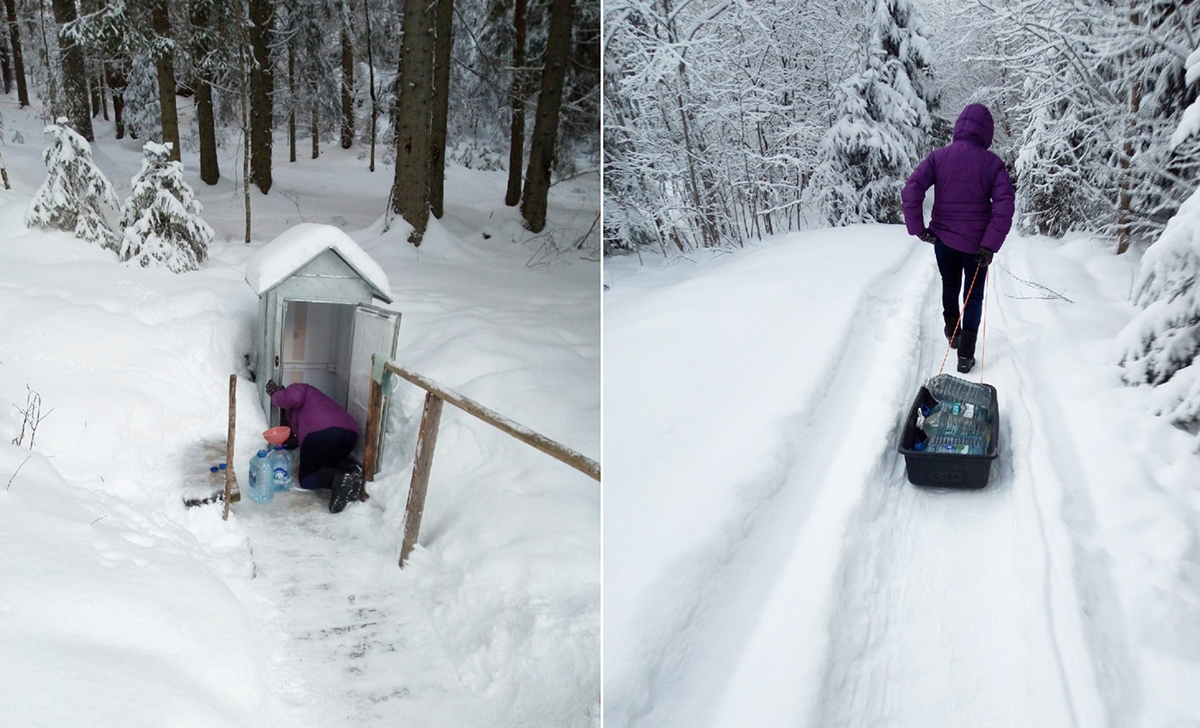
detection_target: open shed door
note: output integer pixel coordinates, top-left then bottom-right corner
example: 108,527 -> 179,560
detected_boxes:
345,305 -> 401,463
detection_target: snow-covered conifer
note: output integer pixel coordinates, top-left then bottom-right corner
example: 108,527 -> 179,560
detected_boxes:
26,119 -> 119,250
812,0 -> 937,226
1118,44 -> 1200,422
118,141 -> 213,273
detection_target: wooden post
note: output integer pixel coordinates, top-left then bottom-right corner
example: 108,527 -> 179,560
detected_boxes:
399,392 -> 443,567
223,374 -> 236,520
362,354 -> 384,492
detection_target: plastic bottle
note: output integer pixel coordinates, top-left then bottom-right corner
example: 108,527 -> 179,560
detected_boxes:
926,374 -> 991,413
248,450 -> 273,503
920,406 -> 991,444
914,433 -> 988,455
268,446 -> 292,491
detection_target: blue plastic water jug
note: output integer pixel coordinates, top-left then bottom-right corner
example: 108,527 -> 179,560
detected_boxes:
268,447 -> 292,491
248,450 -> 273,503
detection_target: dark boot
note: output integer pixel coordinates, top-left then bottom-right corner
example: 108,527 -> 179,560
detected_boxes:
957,328 -> 978,373
329,469 -> 363,513
942,312 -> 960,348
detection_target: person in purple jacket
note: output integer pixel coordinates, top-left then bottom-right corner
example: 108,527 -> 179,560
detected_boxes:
265,380 -> 363,513
902,103 -> 1015,374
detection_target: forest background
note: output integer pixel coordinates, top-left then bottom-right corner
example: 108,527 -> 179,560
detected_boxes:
0,0 -> 600,246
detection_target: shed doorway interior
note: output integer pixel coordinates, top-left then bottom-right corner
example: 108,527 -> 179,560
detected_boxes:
274,300 -> 399,463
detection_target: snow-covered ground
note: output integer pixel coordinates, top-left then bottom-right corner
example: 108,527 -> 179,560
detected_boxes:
0,94 -> 599,727
604,228 -> 1200,727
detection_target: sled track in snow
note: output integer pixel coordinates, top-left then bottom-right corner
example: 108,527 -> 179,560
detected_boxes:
814,240 -> 1137,727
614,242 -> 938,728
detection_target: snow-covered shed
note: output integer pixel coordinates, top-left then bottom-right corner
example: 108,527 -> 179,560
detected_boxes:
245,224 -> 400,445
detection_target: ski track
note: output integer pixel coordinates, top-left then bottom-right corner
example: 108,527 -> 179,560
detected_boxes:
617,241 -> 935,727
813,237 -> 1143,727
237,491 -> 464,727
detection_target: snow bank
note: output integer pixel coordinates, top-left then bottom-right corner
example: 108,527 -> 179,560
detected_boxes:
0,444 -> 280,727
244,223 -> 393,301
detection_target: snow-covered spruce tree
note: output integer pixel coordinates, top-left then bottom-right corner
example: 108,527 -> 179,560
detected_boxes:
118,141 -> 213,273
26,119 -> 119,250
1117,45 -> 1200,424
812,0 -> 937,226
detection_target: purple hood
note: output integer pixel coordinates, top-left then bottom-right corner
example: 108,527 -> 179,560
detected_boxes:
902,104 -> 1015,254
270,383 -> 360,445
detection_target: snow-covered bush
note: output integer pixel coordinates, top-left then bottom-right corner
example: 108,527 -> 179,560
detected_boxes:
26,119 -> 119,250
118,142 -> 213,273
1118,187 -> 1200,422
811,0 -> 937,226
1118,45 -> 1200,423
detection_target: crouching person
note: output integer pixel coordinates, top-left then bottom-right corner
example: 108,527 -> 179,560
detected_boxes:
266,380 -> 363,513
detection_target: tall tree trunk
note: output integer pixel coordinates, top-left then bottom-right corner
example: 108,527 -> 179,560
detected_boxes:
89,65 -> 101,117
504,0 -> 527,206
340,2 -> 354,149
1,30 -> 12,93
390,0 -> 436,244
364,0 -> 376,171
311,101 -> 319,158
249,0 -> 275,193
98,66 -> 108,120
4,0 -> 28,107
1116,7 -> 1141,255
243,46 -> 252,243
152,0 -> 181,161
196,79 -> 219,182
521,0 -> 573,233
106,59 -> 126,139
428,0 -> 452,218
288,34 -> 296,162
51,0 -> 94,140
192,0 -> 219,183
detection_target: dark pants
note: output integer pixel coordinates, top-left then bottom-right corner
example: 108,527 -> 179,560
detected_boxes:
298,427 -> 359,490
934,241 -> 988,332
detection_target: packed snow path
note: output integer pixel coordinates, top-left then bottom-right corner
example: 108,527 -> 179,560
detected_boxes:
604,229 -> 1200,728
236,491 -> 486,726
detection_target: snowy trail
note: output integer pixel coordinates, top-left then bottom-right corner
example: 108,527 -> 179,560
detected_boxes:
664,240 -> 938,726
606,231 -> 1200,728
813,265 -> 1024,727
812,237 -> 1135,726
237,491 -> 485,727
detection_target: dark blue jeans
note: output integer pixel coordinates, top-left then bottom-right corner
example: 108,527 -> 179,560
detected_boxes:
934,241 -> 988,332
298,427 -> 359,490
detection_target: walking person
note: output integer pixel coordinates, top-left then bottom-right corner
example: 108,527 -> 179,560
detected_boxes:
902,103 -> 1015,374
266,380 -> 363,513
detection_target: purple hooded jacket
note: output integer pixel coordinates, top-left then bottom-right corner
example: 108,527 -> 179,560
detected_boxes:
270,383 -> 359,445
902,104 -> 1015,255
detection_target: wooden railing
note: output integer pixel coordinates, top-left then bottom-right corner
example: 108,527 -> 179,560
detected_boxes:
361,357 -> 600,567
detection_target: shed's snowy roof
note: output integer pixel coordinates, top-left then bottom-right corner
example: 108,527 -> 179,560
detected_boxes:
245,223 -> 393,303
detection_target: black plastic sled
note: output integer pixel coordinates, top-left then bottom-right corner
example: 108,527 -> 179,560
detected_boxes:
897,381 -> 1000,489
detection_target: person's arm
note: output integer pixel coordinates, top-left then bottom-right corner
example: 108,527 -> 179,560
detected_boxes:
902,155 -> 936,237
270,382 -> 309,411
981,161 -> 1015,253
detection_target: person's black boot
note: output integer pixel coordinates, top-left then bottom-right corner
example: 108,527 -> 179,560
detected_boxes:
957,328 -> 978,373
329,469 -> 363,513
943,312 -> 960,348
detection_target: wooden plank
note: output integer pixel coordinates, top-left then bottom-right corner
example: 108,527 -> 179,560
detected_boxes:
384,363 -> 599,482
362,355 -> 384,487
399,392 -> 443,567
223,374 -> 236,520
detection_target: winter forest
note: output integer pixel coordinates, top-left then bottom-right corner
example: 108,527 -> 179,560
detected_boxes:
604,0 -> 1198,253
0,0 -> 600,249
604,0 -> 1200,418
